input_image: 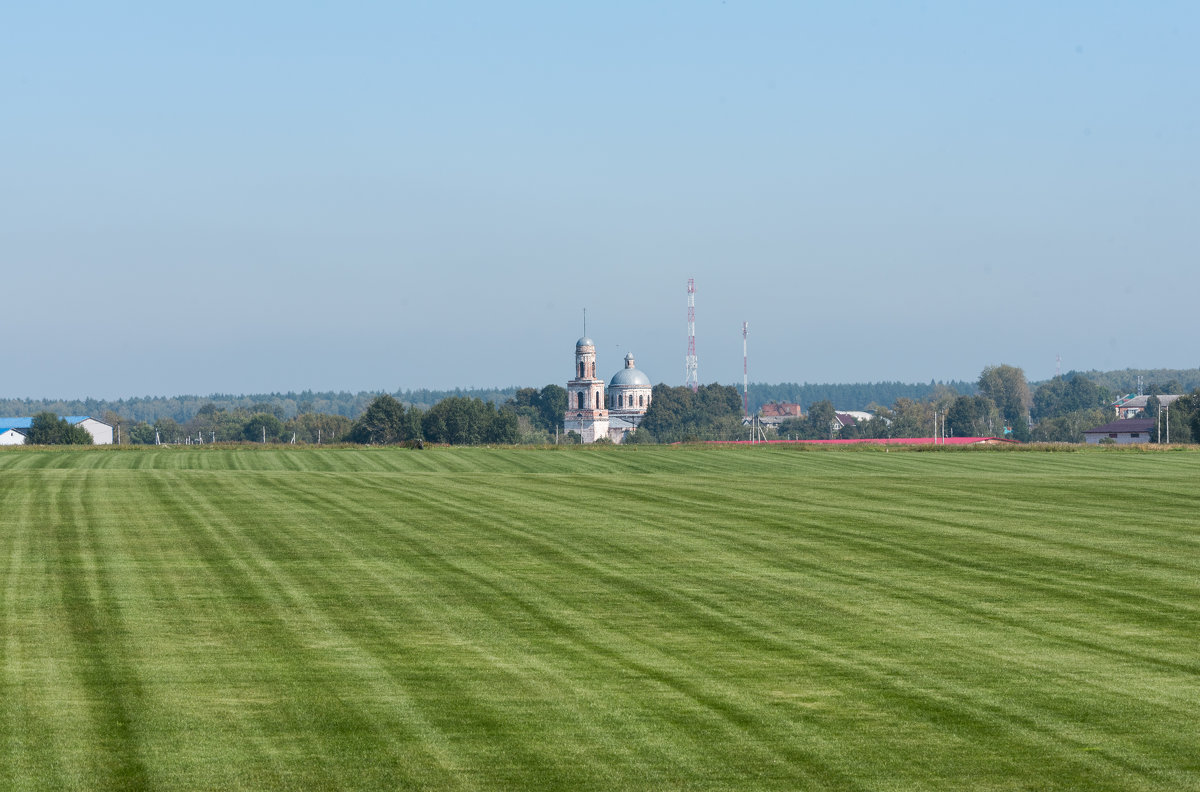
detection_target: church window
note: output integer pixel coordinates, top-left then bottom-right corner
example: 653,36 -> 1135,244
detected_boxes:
639,394 -> 644,407
577,392 -> 584,409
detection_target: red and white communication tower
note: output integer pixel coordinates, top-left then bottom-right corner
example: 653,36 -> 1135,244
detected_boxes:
742,321 -> 749,418
685,278 -> 698,392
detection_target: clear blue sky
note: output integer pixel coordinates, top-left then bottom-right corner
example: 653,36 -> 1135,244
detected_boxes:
4,2 -> 1196,399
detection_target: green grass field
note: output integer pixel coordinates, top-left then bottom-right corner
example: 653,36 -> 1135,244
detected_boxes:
1,444 -> 1198,791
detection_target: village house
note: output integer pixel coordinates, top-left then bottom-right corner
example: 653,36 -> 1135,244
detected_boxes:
1083,418 -> 1156,445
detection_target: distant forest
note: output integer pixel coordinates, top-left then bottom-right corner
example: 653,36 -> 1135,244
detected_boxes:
1056,368 -> 1200,396
2,368 -> 1198,425
746,381 -> 976,413
0,388 -> 521,425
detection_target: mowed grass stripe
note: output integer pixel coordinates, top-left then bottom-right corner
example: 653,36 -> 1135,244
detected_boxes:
257,471 -> 849,788
410,468 -> 1190,787
2,448 -> 1199,789
2,472 -> 149,791
400,475 -> 851,786
300,470 -> 1190,787
0,473 -> 65,790
740,470 -> 1200,784
145,471 -> 475,791
135,472 -> 372,790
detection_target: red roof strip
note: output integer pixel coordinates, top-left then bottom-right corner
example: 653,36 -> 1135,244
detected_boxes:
704,437 -> 1011,446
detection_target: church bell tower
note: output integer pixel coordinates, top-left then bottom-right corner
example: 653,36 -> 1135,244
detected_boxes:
564,333 -> 609,443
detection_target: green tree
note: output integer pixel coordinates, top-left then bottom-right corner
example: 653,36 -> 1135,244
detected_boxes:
1032,374 -> 1110,421
946,395 -> 996,438
286,412 -> 354,444
154,417 -> 182,443
879,398 -> 932,438
24,413 -> 61,444
25,413 -> 93,445
504,385 -> 567,439
1161,389 -> 1199,444
102,410 -> 125,444
1030,407 -> 1111,443
807,401 -> 838,439
639,384 -> 742,442
421,397 -> 516,445
978,364 -> 1031,428
346,395 -> 415,445
127,421 -> 157,444
538,385 -> 567,433
243,413 -> 284,443
778,401 -> 841,440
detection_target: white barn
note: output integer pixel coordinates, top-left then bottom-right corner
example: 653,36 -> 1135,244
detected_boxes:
0,427 -> 26,445
72,417 -> 114,444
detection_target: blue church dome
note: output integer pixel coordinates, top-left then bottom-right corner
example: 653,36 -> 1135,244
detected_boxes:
610,353 -> 651,388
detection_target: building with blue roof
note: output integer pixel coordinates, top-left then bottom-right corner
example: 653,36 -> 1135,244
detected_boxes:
0,416 -> 113,445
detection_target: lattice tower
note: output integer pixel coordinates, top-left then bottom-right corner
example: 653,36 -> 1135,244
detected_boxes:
685,278 -> 698,392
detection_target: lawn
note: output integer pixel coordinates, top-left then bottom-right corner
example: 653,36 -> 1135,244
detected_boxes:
1,444 -> 1198,790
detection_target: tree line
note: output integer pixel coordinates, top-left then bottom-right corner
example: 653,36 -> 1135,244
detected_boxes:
10,367 -> 1200,447
72,385 -> 566,446
0,387 -> 521,426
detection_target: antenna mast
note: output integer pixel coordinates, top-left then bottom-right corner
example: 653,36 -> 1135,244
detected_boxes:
742,321 -> 749,418
1055,353 -> 1062,379
685,278 -> 698,392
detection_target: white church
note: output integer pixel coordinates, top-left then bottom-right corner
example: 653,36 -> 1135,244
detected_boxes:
564,335 -> 653,443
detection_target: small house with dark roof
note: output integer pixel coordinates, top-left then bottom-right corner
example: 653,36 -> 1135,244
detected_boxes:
1083,418 -> 1156,445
